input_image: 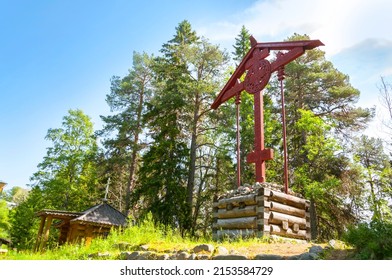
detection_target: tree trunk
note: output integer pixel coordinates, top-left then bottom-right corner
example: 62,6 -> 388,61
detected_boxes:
125,87 -> 145,216
187,95 -> 199,232
310,198 -> 318,240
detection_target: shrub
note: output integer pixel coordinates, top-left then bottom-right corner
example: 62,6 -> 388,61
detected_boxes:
344,220 -> 392,259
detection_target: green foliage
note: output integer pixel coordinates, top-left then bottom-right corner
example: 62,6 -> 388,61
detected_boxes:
10,109 -> 101,250
351,135 -> 392,221
344,221 -> 392,259
0,200 -> 10,238
9,186 -> 44,249
31,109 -> 100,211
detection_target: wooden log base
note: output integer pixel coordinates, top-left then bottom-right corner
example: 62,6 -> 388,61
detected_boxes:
213,205 -> 257,219
212,187 -> 312,241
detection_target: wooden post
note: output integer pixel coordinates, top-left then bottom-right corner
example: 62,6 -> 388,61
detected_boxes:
34,216 -> 46,252
85,226 -> 93,247
40,215 -> 53,251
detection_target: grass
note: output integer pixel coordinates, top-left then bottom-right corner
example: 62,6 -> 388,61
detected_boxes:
0,216 -> 353,260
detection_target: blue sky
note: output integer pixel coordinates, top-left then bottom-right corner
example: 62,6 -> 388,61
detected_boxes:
1,0 -> 391,191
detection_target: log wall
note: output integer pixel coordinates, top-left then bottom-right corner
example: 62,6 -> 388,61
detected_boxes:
213,187 -> 311,240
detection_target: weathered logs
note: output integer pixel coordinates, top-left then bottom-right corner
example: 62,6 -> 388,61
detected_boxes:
269,212 -> 307,229
269,224 -> 307,239
214,217 -> 257,229
214,194 -> 257,209
213,187 -> 311,241
214,205 -> 257,219
269,201 -> 306,218
268,190 -> 307,209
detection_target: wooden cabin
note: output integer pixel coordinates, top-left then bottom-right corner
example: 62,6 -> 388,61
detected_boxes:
34,202 -> 127,251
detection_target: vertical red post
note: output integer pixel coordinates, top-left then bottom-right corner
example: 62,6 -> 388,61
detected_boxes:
246,90 -> 273,183
235,93 -> 241,188
254,90 -> 265,182
277,57 -> 289,194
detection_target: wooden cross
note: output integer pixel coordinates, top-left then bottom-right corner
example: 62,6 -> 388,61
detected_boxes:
212,37 -> 323,185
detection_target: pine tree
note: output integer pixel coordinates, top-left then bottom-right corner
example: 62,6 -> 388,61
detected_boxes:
232,25 -> 251,64
136,21 -> 229,234
98,52 -> 153,214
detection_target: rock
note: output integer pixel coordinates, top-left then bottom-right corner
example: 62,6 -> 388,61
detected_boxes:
212,254 -> 248,260
88,252 -> 111,259
215,246 -> 229,255
135,252 -> 156,260
327,239 -> 346,249
298,252 -> 318,260
123,251 -> 141,260
287,255 -> 300,260
309,245 -> 324,255
139,244 -> 149,251
193,244 -> 214,254
328,239 -> 336,248
254,254 -> 284,260
197,254 -> 210,260
189,253 -> 197,260
136,254 -> 148,260
177,251 -> 190,260
157,254 -> 170,260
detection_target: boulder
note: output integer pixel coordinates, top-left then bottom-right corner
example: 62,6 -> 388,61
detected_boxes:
254,254 -> 284,260
212,254 -> 248,260
215,246 -> 229,255
309,245 -> 324,255
193,244 -> 215,254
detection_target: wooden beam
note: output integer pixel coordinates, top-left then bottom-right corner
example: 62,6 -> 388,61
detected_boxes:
40,215 -> 53,251
269,224 -> 307,239
213,205 -> 257,219
214,217 -> 257,229
85,226 -> 93,247
34,216 -> 46,252
269,201 -> 306,218
216,194 -> 257,209
269,190 -> 307,209
269,211 -> 307,229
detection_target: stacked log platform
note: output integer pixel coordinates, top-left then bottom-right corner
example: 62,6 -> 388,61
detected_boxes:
213,183 -> 311,240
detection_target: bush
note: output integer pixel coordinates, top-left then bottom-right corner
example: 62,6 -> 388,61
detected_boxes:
344,220 -> 392,259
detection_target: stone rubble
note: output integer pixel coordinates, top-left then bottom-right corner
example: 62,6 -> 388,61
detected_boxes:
89,243 -> 329,260
216,182 -> 299,200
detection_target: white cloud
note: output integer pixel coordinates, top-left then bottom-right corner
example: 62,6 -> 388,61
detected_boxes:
196,0 -> 392,57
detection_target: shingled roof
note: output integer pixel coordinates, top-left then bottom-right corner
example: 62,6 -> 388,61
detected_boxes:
71,202 -> 127,227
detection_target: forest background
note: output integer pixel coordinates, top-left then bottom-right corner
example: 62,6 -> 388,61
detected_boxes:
1,19 -> 392,258
1,20 -> 392,249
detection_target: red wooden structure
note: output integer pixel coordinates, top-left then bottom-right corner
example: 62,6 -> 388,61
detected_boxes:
212,37 -> 324,193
